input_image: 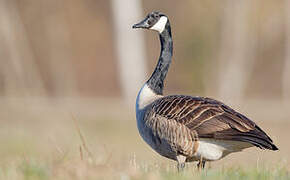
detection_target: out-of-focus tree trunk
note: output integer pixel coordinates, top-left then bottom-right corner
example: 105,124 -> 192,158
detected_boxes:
283,0 -> 290,100
111,0 -> 147,104
217,0 -> 256,104
40,0 -> 77,96
0,0 -> 46,97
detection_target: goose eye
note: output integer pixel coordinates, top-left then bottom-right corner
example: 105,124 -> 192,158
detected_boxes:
148,19 -> 154,25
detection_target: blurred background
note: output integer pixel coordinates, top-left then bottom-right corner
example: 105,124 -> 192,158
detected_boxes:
0,0 -> 289,178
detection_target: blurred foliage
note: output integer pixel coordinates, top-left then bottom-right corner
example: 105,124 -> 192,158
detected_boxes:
0,0 -> 288,99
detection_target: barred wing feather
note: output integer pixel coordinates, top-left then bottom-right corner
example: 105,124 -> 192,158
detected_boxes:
149,95 -> 278,150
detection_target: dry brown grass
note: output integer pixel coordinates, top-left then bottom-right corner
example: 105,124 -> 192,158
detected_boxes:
0,98 -> 289,179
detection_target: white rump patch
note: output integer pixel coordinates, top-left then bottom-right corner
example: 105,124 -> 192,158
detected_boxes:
136,83 -> 162,110
196,138 -> 253,161
150,16 -> 168,33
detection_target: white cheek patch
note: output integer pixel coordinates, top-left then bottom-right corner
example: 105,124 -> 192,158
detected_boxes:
150,16 -> 168,33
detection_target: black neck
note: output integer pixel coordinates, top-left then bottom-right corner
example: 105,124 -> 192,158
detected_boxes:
147,20 -> 173,95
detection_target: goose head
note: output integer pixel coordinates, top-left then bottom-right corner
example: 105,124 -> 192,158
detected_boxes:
132,11 -> 168,33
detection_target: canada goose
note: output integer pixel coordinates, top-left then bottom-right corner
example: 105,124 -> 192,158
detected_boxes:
133,11 -> 278,171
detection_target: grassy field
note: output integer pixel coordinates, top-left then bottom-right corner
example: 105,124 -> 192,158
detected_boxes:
0,98 -> 289,180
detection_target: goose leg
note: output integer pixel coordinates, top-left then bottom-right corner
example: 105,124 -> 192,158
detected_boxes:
197,156 -> 206,170
176,155 -> 186,172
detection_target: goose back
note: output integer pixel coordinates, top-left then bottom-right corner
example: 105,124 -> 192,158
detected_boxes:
142,95 -> 278,158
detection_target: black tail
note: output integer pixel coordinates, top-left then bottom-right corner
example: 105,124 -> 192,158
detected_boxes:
229,126 -> 278,150
210,126 -> 279,151
251,125 -> 278,150
231,133 -> 278,150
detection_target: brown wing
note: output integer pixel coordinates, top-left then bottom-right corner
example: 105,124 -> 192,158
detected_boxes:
151,95 -> 278,150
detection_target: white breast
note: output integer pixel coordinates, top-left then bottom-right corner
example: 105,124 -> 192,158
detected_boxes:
136,83 -> 162,110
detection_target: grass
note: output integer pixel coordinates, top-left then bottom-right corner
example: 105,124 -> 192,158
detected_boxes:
0,98 -> 289,179
0,157 -> 289,180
